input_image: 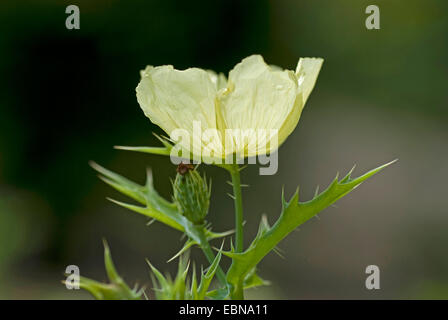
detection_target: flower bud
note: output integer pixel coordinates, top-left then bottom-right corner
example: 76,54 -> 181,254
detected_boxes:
172,164 -> 211,225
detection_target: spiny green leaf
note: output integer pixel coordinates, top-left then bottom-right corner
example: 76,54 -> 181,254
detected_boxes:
167,240 -> 197,263
90,161 -> 146,204
173,257 -> 190,299
92,163 -> 232,254
114,146 -> 172,156
146,259 -> 170,294
198,247 -> 222,299
72,241 -> 143,300
108,197 -> 184,231
149,251 -> 224,300
191,265 -> 199,300
114,133 -> 173,156
225,160 -> 397,298
103,239 -> 121,283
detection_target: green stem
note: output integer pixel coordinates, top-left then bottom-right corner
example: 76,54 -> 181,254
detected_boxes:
228,163 -> 245,300
229,163 -> 244,253
232,282 -> 245,300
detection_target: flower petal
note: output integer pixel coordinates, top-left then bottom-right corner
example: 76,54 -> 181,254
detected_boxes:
295,57 -> 324,105
277,58 -> 323,145
136,65 -> 223,159
207,70 -> 227,90
218,55 -> 298,156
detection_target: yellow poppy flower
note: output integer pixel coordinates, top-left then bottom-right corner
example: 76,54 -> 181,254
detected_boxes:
136,55 -> 323,163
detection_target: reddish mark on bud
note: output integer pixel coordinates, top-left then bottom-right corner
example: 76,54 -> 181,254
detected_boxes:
176,163 -> 194,175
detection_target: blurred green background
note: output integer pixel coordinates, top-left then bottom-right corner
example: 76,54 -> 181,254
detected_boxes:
0,0 -> 447,299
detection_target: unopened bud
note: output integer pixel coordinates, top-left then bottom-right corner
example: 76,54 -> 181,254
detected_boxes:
172,164 -> 211,225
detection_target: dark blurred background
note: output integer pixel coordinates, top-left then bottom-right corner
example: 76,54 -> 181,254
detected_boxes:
0,0 -> 447,299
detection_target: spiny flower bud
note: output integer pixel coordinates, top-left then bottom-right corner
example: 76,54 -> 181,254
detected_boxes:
172,163 -> 211,225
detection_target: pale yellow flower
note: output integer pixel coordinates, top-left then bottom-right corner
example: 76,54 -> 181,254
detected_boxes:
136,55 -> 323,162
